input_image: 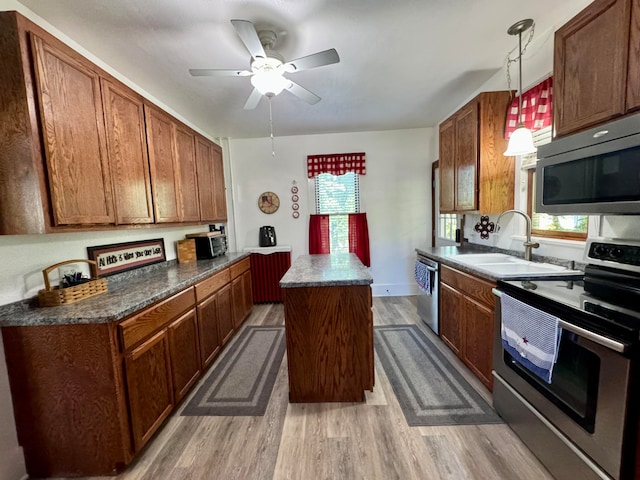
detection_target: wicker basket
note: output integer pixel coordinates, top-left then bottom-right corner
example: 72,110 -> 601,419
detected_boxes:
38,259 -> 108,307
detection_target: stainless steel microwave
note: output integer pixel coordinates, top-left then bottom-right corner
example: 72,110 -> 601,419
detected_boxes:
536,113 -> 640,214
186,233 -> 227,259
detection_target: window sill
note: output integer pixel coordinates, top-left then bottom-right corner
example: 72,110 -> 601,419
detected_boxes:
512,235 -> 586,251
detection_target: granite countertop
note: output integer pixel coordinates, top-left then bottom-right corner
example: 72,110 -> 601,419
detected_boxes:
280,253 -> 373,288
0,253 -> 250,327
415,244 -> 582,281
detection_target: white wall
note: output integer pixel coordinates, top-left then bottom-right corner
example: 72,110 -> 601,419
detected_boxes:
229,128 -> 435,296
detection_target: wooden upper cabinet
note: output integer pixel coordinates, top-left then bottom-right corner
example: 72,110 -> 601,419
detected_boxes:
554,0 -> 632,136
454,102 -> 478,211
211,143 -> 227,221
626,1 -> 640,112
195,136 -> 227,222
173,123 -> 200,222
145,105 -> 181,223
31,33 -> 114,225
101,78 -> 154,224
438,118 -> 455,213
438,91 -> 513,214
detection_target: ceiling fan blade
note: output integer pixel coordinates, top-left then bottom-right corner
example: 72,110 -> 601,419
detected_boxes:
231,19 -> 267,60
285,80 -> 321,105
243,88 -> 263,110
189,69 -> 252,77
284,48 -> 340,73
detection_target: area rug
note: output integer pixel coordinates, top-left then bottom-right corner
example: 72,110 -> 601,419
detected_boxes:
374,325 -> 503,426
182,326 -> 285,416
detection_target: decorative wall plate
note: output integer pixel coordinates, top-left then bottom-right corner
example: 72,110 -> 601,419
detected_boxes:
292,211 -> 300,219
291,194 -> 299,202
258,191 -> 280,214
291,185 -> 298,194
292,203 -> 299,210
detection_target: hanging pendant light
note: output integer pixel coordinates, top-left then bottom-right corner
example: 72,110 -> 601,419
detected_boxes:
504,19 -> 537,157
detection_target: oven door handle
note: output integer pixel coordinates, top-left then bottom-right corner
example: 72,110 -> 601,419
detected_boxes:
493,288 -> 630,354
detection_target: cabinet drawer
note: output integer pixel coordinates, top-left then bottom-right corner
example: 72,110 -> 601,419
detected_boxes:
229,257 -> 250,279
441,265 -> 496,307
195,268 -> 230,302
120,287 -> 195,351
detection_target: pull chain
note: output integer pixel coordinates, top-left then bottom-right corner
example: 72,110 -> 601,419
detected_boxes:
268,94 -> 275,157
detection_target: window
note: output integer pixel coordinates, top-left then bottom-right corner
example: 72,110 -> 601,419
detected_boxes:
315,172 -> 360,253
438,213 -> 459,241
525,126 -> 587,240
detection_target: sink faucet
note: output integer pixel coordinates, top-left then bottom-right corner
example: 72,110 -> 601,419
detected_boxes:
495,209 -> 540,261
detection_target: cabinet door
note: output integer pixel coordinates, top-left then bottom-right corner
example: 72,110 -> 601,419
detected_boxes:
439,283 -> 463,356
173,123 -> 200,222
462,296 -> 494,390
124,329 -> 174,452
31,34 -> 114,225
212,143 -> 228,221
145,105 -> 180,223
242,270 -> 253,319
438,117 -> 455,213
197,293 -> 221,368
231,276 -> 245,329
195,136 -> 217,221
626,1 -> 640,112
554,0 -> 631,136
101,78 -> 154,224
167,309 -> 201,402
217,284 -> 234,345
454,102 -> 478,211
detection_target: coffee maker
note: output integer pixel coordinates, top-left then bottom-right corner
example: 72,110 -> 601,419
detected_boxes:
259,226 -> 277,247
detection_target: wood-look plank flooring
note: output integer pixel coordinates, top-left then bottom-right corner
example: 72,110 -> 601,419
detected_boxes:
73,297 -> 553,480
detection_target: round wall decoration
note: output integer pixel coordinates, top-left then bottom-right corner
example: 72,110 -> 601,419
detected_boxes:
292,211 -> 300,219
291,185 -> 299,194
258,191 -> 280,214
291,194 -> 299,202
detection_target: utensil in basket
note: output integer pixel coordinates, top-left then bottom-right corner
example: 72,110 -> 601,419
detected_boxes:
38,259 -> 108,307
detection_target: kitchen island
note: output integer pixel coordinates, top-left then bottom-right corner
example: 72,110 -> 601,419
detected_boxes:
280,253 -> 374,402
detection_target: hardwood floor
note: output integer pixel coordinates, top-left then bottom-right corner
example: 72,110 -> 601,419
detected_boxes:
74,297 -> 553,480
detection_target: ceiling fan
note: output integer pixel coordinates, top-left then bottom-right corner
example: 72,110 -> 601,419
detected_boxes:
189,19 -> 340,110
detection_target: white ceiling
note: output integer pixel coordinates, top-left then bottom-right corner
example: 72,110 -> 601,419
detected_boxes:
17,0 -> 592,139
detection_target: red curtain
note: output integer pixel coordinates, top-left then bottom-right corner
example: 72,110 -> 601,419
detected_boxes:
308,213 -> 370,267
348,213 -> 370,267
505,76 -> 553,139
308,214 -> 330,254
307,152 -> 366,178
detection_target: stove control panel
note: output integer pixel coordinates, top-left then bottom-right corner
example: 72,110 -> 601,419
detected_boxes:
586,238 -> 640,269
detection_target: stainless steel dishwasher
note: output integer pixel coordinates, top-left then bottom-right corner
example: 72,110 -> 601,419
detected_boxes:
416,255 -> 439,335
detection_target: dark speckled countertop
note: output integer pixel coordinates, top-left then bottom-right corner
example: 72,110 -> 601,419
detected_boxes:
415,244 -> 583,281
0,253 -> 249,327
280,253 -> 373,288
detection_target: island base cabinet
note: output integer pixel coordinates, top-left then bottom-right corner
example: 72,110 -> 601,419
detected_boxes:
283,285 -> 373,403
1,323 -> 133,478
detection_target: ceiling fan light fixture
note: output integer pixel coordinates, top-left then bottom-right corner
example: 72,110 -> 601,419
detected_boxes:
251,71 -> 288,96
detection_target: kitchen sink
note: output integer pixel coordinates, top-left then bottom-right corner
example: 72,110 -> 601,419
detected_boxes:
453,253 -> 582,278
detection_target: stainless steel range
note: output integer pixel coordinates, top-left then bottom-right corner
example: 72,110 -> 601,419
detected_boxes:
492,238 -> 640,480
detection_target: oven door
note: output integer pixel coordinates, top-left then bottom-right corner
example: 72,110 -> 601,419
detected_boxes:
493,289 -> 634,480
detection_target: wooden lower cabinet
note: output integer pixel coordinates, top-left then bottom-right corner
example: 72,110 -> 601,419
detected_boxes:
197,293 -> 222,368
168,309 -> 201,401
230,257 -> 253,329
124,329 -> 174,452
217,283 -> 234,345
1,257 -> 252,478
440,282 -> 463,356
439,265 -> 496,391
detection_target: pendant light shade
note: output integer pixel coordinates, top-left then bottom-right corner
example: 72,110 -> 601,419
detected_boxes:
504,19 -> 536,157
504,125 -> 536,156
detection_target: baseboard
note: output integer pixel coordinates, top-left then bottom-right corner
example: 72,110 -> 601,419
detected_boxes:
0,446 -> 26,480
371,283 -> 417,297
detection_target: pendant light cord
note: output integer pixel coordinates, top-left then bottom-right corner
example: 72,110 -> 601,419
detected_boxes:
268,95 -> 275,157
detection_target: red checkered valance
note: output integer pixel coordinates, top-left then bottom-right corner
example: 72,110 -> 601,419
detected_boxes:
505,76 -> 553,139
307,152 -> 366,178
